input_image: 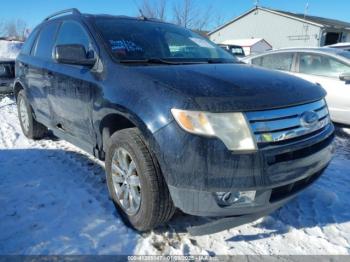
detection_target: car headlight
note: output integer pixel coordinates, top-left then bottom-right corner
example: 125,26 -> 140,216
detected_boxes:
171,109 -> 257,151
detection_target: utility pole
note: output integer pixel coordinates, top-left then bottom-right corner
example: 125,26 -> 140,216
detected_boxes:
302,1 -> 310,41
254,0 -> 259,8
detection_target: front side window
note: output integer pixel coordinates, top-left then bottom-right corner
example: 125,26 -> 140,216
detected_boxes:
299,53 -> 350,77
55,21 -> 91,51
33,22 -> 59,60
252,53 -> 293,71
93,18 -> 236,63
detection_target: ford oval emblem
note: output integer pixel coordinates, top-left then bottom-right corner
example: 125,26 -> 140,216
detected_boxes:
300,111 -> 319,128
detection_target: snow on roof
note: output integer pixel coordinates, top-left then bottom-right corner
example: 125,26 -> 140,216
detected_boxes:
0,40 -> 23,59
221,38 -> 272,48
209,7 -> 350,36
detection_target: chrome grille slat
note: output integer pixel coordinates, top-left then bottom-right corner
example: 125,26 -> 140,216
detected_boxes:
247,100 -> 326,122
246,100 -> 330,143
251,117 -> 301,133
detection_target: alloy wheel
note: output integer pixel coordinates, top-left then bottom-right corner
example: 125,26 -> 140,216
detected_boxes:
111,147 -> 141,215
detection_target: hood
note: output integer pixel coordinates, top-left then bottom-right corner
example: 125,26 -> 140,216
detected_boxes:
131,63 -> 326,112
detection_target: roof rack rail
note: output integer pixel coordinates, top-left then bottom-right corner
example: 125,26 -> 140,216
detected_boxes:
44,8 -> 81,21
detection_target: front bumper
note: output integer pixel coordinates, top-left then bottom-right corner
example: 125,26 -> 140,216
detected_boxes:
153,121 -> 335,217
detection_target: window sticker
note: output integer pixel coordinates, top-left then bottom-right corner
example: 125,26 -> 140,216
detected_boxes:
109,40 -> 143,53
189,37 -> 215,48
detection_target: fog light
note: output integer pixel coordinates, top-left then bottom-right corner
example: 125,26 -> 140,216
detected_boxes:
215,191 -> 256,206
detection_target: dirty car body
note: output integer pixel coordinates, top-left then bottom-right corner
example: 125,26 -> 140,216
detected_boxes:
15,9 -> 334,235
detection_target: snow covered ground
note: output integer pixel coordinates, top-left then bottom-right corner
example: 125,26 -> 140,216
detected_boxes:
0,94 -> 349,255
0,40 -> 22,59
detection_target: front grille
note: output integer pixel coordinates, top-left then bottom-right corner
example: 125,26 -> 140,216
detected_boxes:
266,131 -> 334,165
269,168 -> 325,202
246,100 -> 330,145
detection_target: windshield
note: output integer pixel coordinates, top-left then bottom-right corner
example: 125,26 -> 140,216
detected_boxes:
93,17 -> 237,63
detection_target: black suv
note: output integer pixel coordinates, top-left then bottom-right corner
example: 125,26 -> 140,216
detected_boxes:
15,9 -> 335,235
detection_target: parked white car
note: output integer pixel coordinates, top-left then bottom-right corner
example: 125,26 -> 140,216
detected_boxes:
326,42 -> 350,51
243,48 -> 350,126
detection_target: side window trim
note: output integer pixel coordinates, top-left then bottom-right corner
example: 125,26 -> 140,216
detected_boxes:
290,52 -> 298,72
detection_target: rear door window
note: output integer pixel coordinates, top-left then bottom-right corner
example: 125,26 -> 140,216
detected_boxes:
298,53 -> 350,78
252,53 -> 294,71
32,22 -> 60,60
20,27 -> 40,55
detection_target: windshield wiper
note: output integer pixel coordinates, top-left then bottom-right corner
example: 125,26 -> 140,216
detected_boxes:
206,58 -> 237,64
119,58 -> 184,65
119,58 -> 210,65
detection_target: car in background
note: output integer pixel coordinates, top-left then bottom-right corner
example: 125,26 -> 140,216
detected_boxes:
219,44 -> 246,59
0,60 -> 15,93
0,40 -> 23,93
243,48 -> 350,126
326,42 -> 350,51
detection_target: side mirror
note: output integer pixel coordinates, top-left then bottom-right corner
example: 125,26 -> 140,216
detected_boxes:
54,44 -> 96,67
339,73 -> 350,82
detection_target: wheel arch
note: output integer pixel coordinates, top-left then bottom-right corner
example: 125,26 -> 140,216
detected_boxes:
13,80 -> 25,101
96,108 -> 156,158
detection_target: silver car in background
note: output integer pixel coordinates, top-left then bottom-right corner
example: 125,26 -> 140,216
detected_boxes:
243,48 -> 350,126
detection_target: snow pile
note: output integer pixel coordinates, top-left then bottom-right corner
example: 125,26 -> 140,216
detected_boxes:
0,95 -> 349,255
0,40 -> 23,59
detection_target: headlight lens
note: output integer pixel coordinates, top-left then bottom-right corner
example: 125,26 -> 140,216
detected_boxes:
171,109 -> 257,151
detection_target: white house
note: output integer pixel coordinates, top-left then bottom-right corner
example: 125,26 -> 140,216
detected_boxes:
221,38 -> 272,55
209,7 -> 350,49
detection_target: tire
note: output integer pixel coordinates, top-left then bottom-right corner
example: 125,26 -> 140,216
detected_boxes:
105,128 -> 175,231
17,90 -> 47,139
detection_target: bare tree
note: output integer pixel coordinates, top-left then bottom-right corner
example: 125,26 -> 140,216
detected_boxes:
3,19 -> 27,40
140,0 -> 167,21
173,0 -> 213,30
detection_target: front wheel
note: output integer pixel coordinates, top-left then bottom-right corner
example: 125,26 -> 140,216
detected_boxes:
105,128 -> 175,231
17,90 -> 47,139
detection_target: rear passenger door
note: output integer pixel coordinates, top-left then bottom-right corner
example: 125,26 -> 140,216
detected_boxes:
49,20 -> 98,147
294,52 -> 350,123
26,22 -> 59,123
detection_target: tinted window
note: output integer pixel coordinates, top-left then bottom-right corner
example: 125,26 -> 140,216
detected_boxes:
55,21 -> 90,51
93,18 -> 236,63
21,27 -> 39,55
33,22 -> 59,60
252,53 -> 293,71
299,53 -> 350,77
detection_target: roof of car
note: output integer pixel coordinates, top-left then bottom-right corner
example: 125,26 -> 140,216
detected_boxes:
243,47 -> 350,62
258,47 -> 347,55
